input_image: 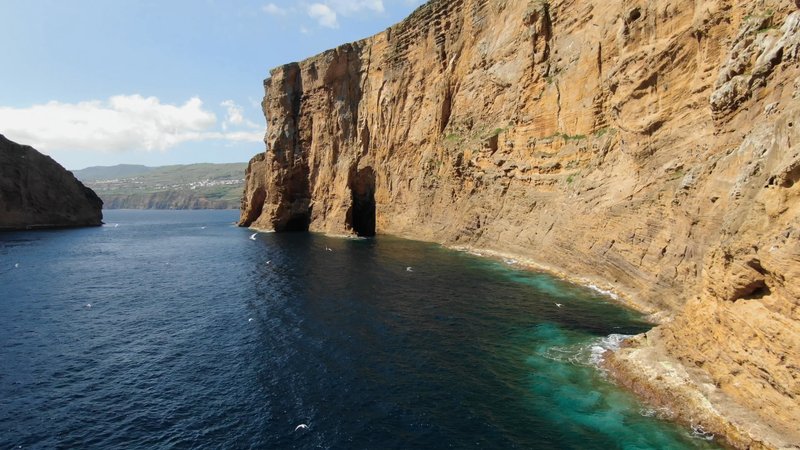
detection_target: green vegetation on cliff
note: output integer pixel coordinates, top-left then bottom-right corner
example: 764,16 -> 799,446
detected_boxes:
73,163 -> 247,210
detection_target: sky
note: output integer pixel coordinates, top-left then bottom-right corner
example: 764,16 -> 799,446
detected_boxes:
0,0 -> 424,170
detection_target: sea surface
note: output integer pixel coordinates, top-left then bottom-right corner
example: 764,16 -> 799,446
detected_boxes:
0,210 -> 720,449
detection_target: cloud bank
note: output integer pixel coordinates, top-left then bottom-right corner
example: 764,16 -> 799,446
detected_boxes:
263,0 -> 408,29
0,95 -> 263,154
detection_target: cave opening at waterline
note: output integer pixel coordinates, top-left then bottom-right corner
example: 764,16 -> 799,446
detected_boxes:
283,211 -> 311,232
349,167 -> 376,237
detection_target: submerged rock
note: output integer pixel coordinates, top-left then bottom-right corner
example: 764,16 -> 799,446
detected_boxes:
0,134 -> 103,230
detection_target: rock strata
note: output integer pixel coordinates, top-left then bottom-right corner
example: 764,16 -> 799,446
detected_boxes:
241,1 -> 800,447
0,135 -> 103,229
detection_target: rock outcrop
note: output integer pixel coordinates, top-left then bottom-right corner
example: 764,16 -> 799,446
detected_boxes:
240,1 -> 800,447
0,135 -> 103,229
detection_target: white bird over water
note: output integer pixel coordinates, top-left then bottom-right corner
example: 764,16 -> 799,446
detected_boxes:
14,263 -> 19,268
266,260 -> 272,265
294,424 -> 309,432
248,318 -> 254,322
406,266 -> 413,272
250,233 -> 258,241
555,303 -> 563,308
325,246 -> 333,252
86,303 -> 92,308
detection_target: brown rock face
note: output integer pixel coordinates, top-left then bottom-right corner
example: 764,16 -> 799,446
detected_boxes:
241,1 -> 800,447
0,135 -> 103,229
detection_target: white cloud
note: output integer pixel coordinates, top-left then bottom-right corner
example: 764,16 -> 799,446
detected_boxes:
329,0 -> 384,15
306,0 -> 386,27
262,3 -> 287,15
308,3 -> 338,28
221,99 -> 245,127
265,0 -> 399,30
221,99 -> 261,131
0,95 -> 263,154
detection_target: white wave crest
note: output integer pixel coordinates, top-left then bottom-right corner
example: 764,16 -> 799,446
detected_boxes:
586,284 -> 620,300
541,334 -> 632,367
690,424 -> 715,441
639,406 -> 675,420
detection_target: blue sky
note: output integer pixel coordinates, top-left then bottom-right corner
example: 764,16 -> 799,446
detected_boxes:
0,0 -> 423,169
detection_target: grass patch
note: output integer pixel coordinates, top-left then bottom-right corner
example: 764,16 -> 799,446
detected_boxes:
594,127 -> 615,137
541,132 -> 586,141
744,9 -> 774,21
485,127 -> 507,138
756,26 -> 778,34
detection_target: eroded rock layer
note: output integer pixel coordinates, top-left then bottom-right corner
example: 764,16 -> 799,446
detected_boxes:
0,135 -> 103,229
240,1 -> 800,447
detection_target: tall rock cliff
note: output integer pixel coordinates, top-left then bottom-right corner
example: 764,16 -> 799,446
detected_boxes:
241,0 -> 800,447
0,135 -> 103,229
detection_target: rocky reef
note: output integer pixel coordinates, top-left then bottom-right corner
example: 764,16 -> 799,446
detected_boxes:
240,0 -> 800,447
0,135 -> 103,229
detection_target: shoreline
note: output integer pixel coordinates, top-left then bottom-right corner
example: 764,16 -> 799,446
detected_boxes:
446,244 -> 665,321
446,244 -> 799,450
443,243 -> 798,449
604,331 -> 800,450
247,228 -> 797,449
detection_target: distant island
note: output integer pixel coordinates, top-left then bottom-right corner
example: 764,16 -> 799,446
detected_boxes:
73,163 -> 247,210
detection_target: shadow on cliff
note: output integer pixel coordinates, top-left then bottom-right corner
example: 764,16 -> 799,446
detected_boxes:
347,166 -> 376,237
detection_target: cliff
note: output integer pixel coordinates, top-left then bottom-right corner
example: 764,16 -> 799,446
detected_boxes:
99,193 -> 239,210
240,0 -> 800,447
0,135 -> 103,230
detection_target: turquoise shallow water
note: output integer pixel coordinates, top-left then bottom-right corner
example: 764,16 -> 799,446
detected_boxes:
0,210 -> 720,449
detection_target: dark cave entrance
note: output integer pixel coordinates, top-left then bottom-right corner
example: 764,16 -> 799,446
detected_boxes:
283,211 -> 311,232
349,167 -> 376,237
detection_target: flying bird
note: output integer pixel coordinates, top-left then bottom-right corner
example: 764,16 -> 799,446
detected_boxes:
406,267 -> 413,272
555,303 -> 563,308
294,424 -> 309,432
250,233 -> 258,241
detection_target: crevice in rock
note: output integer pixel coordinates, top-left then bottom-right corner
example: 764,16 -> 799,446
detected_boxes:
241,187 -> 266,226
348,166 -> 377,237
780,162 -> 800,188
440,86 -> 453,133
739,280 -> 772,300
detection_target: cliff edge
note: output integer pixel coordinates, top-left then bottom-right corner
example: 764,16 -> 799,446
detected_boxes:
241,0 -> 800,447
0,135 -> 103,230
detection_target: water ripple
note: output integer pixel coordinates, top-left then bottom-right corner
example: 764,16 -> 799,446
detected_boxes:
0,210 -> 720,449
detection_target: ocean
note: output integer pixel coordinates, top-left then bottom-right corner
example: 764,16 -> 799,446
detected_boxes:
0,210 -> 719,449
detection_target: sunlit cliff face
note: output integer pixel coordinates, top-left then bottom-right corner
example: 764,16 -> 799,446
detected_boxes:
240,1 -> 800,446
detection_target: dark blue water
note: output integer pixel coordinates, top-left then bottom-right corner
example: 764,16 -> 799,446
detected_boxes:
0,210 -> 719,449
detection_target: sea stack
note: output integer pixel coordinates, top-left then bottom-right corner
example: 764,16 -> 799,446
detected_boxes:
0,134 -> 103,230
240,1 -> 799,448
